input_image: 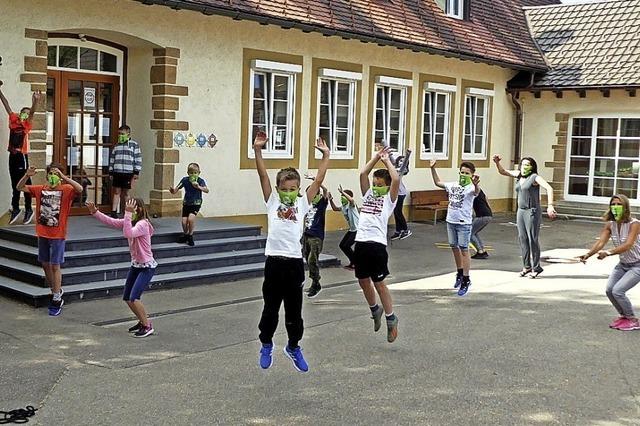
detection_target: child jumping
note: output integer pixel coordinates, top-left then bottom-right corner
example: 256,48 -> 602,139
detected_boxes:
302,175 -> 328,299
353,145 -> 400,343
254,132 -> 330,372
17,164 -> 82,316
88,198 -> 157,337
109,125 -> 142,218
0,81 -> 42,224
329,185 -> 359,270
430,159 -> 481,296
170,162 -> 209,246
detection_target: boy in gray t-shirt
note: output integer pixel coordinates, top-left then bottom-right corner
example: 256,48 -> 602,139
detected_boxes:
430,160 -> 480,296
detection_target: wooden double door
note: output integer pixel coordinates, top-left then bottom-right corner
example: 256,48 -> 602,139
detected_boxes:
46,70 -> 120,213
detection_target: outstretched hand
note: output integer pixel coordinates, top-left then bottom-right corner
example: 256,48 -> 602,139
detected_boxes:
472,175 -> 480,186
492,155 -> 502,164
26,166 -> 37,177
124,198 -> 136,213
253,131 -> 267,150
376,146 -> 391,162
338,184 -> 344,194
429,159 -> 437,169
576,254 -> 589,263
85,201 -> 98,214
314,138 -> 330,156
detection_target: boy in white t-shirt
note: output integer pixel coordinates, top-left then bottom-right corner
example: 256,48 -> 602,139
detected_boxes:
253,131 -> 330,373
430,159 -> 481,296
353,146 -> 400,343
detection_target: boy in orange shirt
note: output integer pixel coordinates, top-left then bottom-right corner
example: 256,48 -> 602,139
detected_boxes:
17,164 -> 82,315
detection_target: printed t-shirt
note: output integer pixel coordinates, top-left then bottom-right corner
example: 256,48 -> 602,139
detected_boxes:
264,191 -> 311,258
27,184 -> 77,239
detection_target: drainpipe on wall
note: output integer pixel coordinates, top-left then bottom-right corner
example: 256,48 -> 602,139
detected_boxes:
508,90 -> 523,212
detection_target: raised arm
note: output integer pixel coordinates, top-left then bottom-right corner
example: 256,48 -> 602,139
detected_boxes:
338,184 -> 356,207
306,138 -> 330,202
492,155 -> 519,178
429,160 -> 446,189
380,150 -> 400,203
16,166 -> 37,192
328,192 -> 341,211
535,175 -> 557,219
56,168 -> 83,193
253,131 -> 272,202
472,175 -> 481,196
88,203 -> 124,229
360,146 -> 389,195
27,91 -> 41,123
578,224 -> 612,262
0,81 -> 13,115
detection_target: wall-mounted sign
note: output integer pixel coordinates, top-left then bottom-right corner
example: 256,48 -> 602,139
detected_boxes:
84,87 -> 96,108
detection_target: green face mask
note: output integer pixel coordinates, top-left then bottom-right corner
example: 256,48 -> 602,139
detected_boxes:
312,194 -> 322,205
19,112 -> 29,121
372,186 -> 389,197
277,189 -> 299,206
611,205 -> 624,221
521,164 -> 533,176
341,196 -> 348,206
131,211 -> 139,222
47,174 -> 61,187
459,174 -> 472,187
189,173 -> 199,183
118,134 -> 129,144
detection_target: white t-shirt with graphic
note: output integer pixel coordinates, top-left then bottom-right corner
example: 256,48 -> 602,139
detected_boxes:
444,182 -> 477,225
264,191 -> 311,258
355,190 -> 397,246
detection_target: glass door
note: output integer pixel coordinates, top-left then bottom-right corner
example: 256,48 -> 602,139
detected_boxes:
46,71 -> 120,213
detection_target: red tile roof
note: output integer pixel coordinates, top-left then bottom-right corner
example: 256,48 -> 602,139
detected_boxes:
134,0 -> 559,71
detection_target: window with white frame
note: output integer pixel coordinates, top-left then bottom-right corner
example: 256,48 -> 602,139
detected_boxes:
373,76 -> 411,153
463,88 -> 493,159
421,82 -> 454,159
249,60 -> 301,158
436,0 -> 466,19
317,69 -> 360,158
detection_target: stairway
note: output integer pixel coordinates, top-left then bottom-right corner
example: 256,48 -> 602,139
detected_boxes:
0,217 -> 340,307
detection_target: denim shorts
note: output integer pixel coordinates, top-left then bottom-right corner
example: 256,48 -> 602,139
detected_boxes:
447,222 -> 472,249
38,237 -> 66,265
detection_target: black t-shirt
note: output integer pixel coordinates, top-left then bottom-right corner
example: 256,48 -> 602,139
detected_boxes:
473,190 -> 492,217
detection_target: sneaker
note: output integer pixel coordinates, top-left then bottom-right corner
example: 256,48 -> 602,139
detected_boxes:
187,235 -> 195,246
371,306 -> 383,332
306,285 -> 322,299
454,274 -> 463,289
386,316 -> 398,343
283,345 -> 309,373
48,298 -> 64,316
128,321 -> 143,333
616,318 -> 640,331
390,232 -> 402,241
177,234 -> 188,244
259,343 -> 274,369
134,322 -> 154,338
9,209 -> 21,225
23,210 -> 34,225
458,280 -> 470,296
399,230 -> 413,240
343,264 -> 355,271
471,252 -> 489,259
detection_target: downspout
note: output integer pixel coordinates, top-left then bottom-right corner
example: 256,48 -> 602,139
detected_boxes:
508,91 -> 523,212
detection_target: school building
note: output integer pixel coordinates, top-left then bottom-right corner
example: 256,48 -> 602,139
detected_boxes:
0,0 -> 636,228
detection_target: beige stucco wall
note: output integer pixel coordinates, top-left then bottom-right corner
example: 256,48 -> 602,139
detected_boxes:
0,0 -> 519,221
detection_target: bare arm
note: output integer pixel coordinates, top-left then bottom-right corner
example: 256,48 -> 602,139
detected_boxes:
360,146 -> 389,195
338,185 -> 356,207
306,138 -> 330,202
578,224 -> 612,261
472,175 -> 481,196
253,132 -> 272,203
197,184 -> 210,194
16,166 -> 37,192
492,155 -> 519,178
329,194 -> 341,211
380,152 -> 400,203
27,91 -> 41,123
604,222 -> 640,257
59,170 -> 83,193
535,175 -> 557,219
0,82 -> 12,115
429,160 -> 446,189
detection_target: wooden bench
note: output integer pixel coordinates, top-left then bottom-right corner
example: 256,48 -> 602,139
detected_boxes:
409,190 -> 449,225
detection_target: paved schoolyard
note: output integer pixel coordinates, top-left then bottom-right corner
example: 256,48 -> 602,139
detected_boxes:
1,215 -> 639,425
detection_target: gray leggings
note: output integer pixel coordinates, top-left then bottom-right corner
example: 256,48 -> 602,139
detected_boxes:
517,208 -> 542,272
470,216 -> 492,252
606,262 -> 640,318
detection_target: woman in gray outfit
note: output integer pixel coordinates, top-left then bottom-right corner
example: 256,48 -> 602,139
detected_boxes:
579,194 -> 640,331
493,155 -> 557,278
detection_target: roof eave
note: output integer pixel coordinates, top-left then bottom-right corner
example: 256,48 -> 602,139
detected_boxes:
134,0 -> 549,73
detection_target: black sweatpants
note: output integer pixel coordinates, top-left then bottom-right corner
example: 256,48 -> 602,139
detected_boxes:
339,230 -> 357,266
9,152 -> 32,212
258,256 -> 305,348
394,194 -> 407,232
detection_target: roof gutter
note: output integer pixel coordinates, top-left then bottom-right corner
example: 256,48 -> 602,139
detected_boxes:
135,0 -> 548,73
507,84 -> 640,93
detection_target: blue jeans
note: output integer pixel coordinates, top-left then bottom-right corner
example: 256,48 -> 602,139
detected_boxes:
38,237 -> 66,265
447,222 -> 472,250
123,267 -> 155,301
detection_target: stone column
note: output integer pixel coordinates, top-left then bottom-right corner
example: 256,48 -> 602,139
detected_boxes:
544,113 -> 568,202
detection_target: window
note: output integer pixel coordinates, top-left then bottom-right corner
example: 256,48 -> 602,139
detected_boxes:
248,60 -> 301,159
463,88 -> 493,159
421,83 -> 454,159
316,69 -> 359,158
47,44 -> 119,74
436,0 -> 466,19
374,76 -> 411,152
567,117 -> 640,200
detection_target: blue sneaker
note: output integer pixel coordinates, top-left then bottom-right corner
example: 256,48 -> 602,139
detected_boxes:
454,274 -> 462,289
457,280 -> 470,297
48,299 -> 64,316
259,344 -> 273,369
284,345 -> 309,373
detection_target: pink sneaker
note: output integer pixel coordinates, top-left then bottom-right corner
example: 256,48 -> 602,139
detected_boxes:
609,317 -> 626,329
616,318 -> 640,331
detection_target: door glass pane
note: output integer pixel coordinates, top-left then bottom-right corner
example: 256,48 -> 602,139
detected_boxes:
48,46 -> 57,67
571,138 -> 590,156
319,105 -> 330,127
390,89 -> 401,109
273,101 -> 287,125
83,114 -> 97,144
337,82 -> 350,105
83,81 -> 97,112
572,118 -> 592,136
593,178 -> 614,197
595,138 -> 616,157
336,106 -> 349,128
252,100 -> 266,123
619,139 -> 640,158
67,80 -> 82,111
617,159 -> 638,178
568,177 -> 588,195
99,83 -> 113,112
434,134 -> 444,153
597,118 -> 618,137
273,76 -> 289,100
594,158 -> 615,177
336,131 -> 348,151
100,52 -> 117,72
474,136 -> 483,154
80,48 -> 98,70
621,119 -> 640,138
67,113 -> 81,177
59,46 -> 78,68
99,115 -> 112,144
422,134 -> 431,153
464,135 -> 471,153
569,158 -> 590,175
617,179 -> 638,199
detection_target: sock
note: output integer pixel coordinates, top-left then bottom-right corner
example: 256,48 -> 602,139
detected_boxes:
457,268 -> 463,277
385,312 -> 396,321
369,304 -> 379,313
463,275 -> 470,283
52,291 -> 62,301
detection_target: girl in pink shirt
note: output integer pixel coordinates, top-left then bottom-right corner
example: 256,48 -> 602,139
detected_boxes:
87,198 -> 157,337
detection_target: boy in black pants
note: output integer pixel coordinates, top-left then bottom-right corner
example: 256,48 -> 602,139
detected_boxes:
254,132 -> 330,373
302,175 -> 329,298
329,186 -> 359,270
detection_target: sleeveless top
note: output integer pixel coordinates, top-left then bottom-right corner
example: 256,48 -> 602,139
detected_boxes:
515,173 -> 540,210
610,219 -> 640,264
